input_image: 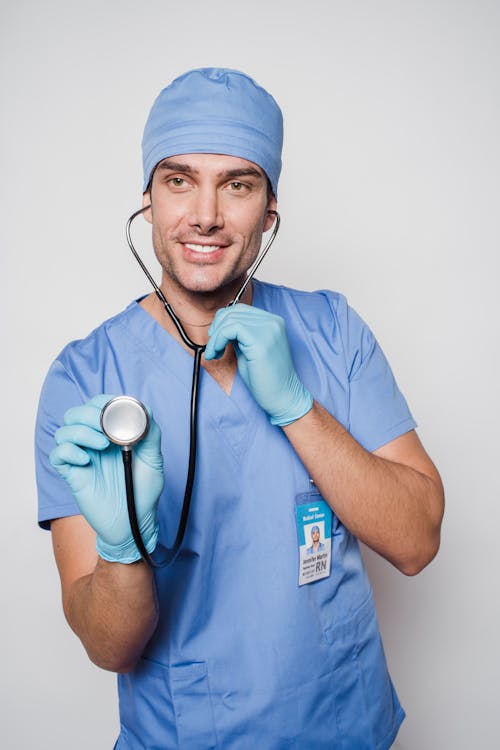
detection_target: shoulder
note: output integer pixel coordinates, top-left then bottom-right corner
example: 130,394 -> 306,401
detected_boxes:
254,279 -> 386,384
39,301 -> 143,408
54,301 -> 141,377
253,279 -> 348,320
253,279 -> 366,351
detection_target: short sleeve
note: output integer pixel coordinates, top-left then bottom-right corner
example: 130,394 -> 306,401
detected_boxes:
34,359 -> 85,529
335,298 -> 417,452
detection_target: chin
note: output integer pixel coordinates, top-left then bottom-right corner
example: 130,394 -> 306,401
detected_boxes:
180,271 -> 245,297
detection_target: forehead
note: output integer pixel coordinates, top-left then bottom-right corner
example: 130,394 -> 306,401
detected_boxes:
154,153 -> 266,178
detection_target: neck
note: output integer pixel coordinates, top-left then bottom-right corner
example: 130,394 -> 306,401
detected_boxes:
141,276 -> 253,347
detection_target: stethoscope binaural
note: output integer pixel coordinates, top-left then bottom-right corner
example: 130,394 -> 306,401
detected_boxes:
100,205 -> 280,568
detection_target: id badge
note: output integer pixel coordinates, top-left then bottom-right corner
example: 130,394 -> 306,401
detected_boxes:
295,492 -> 332,586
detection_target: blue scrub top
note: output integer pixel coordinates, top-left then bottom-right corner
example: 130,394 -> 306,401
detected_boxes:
35,280 -> 416,749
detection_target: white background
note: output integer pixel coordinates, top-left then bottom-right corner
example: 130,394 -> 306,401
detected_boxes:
2,1 -> 499,747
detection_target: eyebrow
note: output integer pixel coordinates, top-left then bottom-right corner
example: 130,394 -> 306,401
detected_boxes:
156,159 -> 264,181
223,167 -> 264,181
156,159 -> 197,174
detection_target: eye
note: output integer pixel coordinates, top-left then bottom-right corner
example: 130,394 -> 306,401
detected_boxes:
169,177 -> 186,187
229,181 -> 245,191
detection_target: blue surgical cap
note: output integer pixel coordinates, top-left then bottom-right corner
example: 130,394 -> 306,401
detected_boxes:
142,68 -> 283,197
311,526 -> 320,534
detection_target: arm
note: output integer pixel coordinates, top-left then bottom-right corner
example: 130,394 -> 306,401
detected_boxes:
283,402 -> 444,575
48,395 -> 165,672
51,515 -> 158,672
206,304 -> 444,575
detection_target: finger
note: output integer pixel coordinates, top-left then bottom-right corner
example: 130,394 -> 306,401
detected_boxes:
218,304 -> 278,326
206,308 -> 255,360
236,348 -> 249,383
209,305 -> 282,338
64,400 -> 110,431
207,304 -> 258,336
89,394 -> 118,408
50,442 -> 91,468
205,308 -> 230,360
204,324 -> 233,360
204,331 -> 230,360
136,415 -> 162,454
55,424 -> 110,450
206,318 -> 261,361
206,305 -> 284,360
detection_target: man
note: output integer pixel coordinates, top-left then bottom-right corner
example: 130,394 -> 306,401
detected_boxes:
306,525 -> 326,555
35,68 -> 444,749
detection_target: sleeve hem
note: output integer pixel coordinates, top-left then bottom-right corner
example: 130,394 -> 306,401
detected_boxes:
365,418 -> 418,453
38,504 -> 82,530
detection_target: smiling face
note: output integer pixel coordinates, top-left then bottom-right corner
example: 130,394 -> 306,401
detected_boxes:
143,153 -> 277,302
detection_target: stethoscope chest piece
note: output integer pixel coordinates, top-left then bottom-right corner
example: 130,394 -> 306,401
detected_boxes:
101,396 -> 149,448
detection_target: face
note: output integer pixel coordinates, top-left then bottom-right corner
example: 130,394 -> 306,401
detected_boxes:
143,153 -> 277,298
311,530 -> 320,543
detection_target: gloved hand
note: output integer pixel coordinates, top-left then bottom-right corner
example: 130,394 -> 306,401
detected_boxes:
50,394 -> 164,564
205,304 -> 313,426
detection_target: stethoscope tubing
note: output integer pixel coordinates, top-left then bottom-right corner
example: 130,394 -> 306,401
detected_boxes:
124,205 -> 280,568
120,348 -> 203,569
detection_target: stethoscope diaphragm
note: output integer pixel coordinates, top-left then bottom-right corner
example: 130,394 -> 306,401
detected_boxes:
100,396 -> 149,448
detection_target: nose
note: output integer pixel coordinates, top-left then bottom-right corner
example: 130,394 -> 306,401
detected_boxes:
187,186 -> 224,234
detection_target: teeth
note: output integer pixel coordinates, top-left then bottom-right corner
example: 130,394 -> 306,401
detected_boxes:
185,243 -> 220,253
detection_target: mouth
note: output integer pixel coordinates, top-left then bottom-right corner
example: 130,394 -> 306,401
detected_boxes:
184,243 -> 222,254
180,240 -> 229,263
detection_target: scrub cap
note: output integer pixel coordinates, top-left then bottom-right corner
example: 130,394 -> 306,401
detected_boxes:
311,526 -> 320,534
142,68 -> 283,197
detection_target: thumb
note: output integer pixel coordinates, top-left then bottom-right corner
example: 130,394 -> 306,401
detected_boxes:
135,416 -> 163,470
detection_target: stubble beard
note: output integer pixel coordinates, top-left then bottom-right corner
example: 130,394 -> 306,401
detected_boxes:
152,228 -> 260,301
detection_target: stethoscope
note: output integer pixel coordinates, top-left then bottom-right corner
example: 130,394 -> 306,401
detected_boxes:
100,204 -> 280,568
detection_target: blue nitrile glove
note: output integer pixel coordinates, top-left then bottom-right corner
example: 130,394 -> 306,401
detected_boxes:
50,394 -> 164,564
205,304 -> 313,426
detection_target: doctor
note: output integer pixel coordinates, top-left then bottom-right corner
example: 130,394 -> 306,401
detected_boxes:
36,68 -> 444,749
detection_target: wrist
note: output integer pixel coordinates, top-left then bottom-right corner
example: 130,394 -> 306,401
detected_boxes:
269,385 -> 314,427
96,517 -> 159,564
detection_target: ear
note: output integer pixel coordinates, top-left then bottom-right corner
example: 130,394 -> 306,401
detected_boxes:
263,194 -> 278,232
142,192 -> 153,224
